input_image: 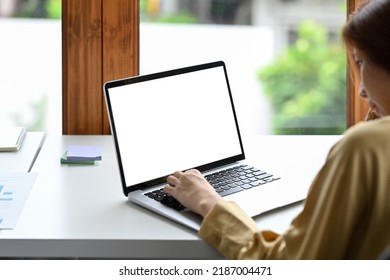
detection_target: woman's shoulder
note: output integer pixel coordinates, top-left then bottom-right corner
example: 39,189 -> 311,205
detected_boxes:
346,116 -> 390,138
335,116 -> 390,152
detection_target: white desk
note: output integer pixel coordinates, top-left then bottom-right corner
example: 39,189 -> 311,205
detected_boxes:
0,134 -> 341,259
0,132 -> 45,172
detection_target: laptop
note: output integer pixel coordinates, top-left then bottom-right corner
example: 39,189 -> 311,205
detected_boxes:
103,61 -> 305,230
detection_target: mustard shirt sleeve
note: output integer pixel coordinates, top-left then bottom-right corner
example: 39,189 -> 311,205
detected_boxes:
199,121 -> 382,259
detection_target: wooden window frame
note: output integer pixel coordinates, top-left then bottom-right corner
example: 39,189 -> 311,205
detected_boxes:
347,0 -> 369,126
62,0 -> 364,135
62,0 -> 139,134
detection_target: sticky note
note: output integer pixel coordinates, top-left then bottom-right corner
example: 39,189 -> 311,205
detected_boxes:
66,145 -> 102,161
60,152 -> 95,165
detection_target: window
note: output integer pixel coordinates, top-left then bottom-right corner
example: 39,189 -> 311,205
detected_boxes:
62,0 -> 366,135
140,0 -> 347,135
2,1 -> 365,135
0,0 -> 61,133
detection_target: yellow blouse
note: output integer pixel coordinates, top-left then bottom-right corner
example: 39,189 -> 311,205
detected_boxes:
199,117 -> 390,259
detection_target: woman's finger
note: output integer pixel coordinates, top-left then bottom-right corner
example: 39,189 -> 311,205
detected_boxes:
163,184 -> 175,195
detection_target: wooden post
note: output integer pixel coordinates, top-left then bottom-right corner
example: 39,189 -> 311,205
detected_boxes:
62,0 -> 139,134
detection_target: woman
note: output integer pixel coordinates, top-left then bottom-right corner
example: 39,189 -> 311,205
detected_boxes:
164,0 -> 390,259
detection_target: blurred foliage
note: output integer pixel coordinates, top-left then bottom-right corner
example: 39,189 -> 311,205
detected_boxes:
140,0 -> 198,24
46,0 -> 61,19
258,21 -> 347,135
140,0 -> 242,24
14,0 -> 61,19
9,95 -> 47,131
154,13 -> 198,24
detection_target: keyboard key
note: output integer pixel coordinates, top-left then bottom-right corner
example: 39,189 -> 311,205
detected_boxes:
241,184 -> 253,189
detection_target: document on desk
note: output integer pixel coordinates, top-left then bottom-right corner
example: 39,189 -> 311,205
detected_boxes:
0,173 -> 37,229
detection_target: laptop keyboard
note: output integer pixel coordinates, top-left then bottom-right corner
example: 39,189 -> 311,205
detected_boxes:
144,165 -> 280,211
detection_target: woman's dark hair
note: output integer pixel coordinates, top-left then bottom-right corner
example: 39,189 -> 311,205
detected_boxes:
343,0 -> 390,77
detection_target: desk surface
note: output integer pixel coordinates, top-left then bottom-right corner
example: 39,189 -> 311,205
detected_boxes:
0,134 -> 341,259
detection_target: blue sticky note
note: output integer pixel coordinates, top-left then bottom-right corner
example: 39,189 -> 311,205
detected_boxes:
66,145 -> 102,161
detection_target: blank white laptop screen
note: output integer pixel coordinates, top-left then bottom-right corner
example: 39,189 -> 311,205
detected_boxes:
107,64 -> 243,189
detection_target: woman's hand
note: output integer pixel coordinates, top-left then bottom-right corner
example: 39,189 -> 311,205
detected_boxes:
164,169 -> 222,217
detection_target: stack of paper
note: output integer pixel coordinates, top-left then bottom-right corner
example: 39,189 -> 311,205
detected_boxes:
61,145 -> 102,164
0,127 -> 27,152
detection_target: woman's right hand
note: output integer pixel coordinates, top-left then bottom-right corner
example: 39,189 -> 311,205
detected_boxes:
164,169 -> 222,217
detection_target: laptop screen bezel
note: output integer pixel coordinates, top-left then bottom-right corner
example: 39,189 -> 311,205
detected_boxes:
104,61 -> 246,196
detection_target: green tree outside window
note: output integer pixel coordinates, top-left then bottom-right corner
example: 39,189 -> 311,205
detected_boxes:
258,21 -> 347,135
